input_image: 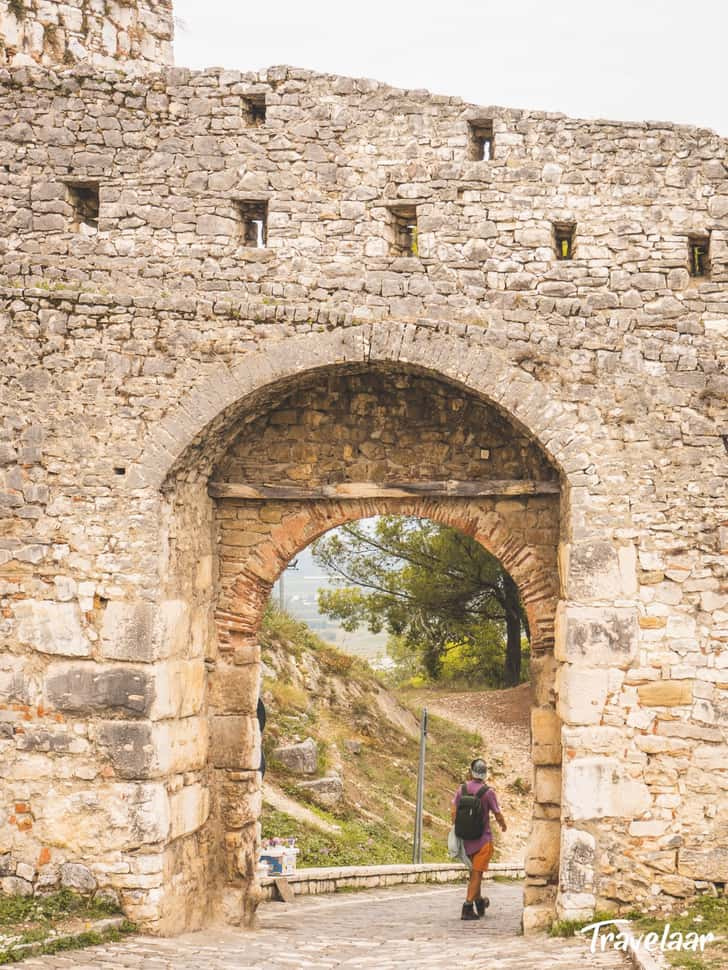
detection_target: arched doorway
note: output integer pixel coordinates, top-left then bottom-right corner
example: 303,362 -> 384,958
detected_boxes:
152,352 -> 567,932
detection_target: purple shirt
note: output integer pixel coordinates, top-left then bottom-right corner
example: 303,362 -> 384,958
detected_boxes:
452,780 -> 501,856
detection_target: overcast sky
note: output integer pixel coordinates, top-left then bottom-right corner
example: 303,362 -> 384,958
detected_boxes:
174,0 -> 728,136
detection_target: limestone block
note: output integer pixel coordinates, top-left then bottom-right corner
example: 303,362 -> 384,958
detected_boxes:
14,601 -> 89,657
525,818 -> 560,878
296,774 -> 344,807
60,863 -> 96,893
678,847 -> 728,882
208,662 -> 258,714
556,665 -> 608,726
556,892 -> 597,920
272,737 -> 318,775
158,600 -> 191,658
96,717 -> 207,778
46,662 -> 154,716
638,680 -> 694,707
39,782 -> 169,853
567,541 -> 623,601
100,601 -> 155,662
555,603 -> 638,668
1,876 -> 32,896
532,709 -> 562,765
209,714 -> 257,770
562,757 -> 650,820
0,656 -> 30,704
559,827 -> 595,893
522,903 -> 557,933
534,766 -> 561,804
168,783 -> 210,841
150,660 -> 206,720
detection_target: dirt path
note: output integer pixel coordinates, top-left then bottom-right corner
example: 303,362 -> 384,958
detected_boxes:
404,684 -> 533,864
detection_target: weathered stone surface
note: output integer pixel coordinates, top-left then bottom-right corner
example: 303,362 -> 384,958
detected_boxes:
296,774 -> 344,807
562,758 -> 650,820
638,681 -> 694,707
556,605 -> 639,668
100,602 -> 156,663
1,876 -> 33,896
678,848 -> 728,882
525,819 -> 560,878
534,767 -> 561,804
557,665 -> 608,726
14,602 -> 89,657
209,715 -> 257,770
46,663 -> 154,716
60,862 -> 97,893
272,737 -> 318,775
559,827 -> 595,893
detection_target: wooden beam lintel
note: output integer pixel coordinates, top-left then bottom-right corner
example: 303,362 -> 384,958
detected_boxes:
208,480 -> 560,500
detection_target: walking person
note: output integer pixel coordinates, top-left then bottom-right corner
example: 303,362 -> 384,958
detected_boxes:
451,758 -> 507,921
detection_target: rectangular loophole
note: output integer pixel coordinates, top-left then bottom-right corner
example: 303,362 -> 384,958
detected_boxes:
65,182 -> 99,232
469,120 -> 494,161
243,94 -> 266,126
688,233 -> 710,278
553,221 -> 576,260
390,205 -> 418,257
237,200 -> 268,247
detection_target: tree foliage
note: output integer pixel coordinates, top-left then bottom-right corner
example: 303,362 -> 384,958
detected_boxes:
312,516 -> 528,687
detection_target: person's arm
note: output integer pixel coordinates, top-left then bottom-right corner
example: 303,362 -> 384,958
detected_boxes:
488,789 -> 507,831
494,810 -> 507,832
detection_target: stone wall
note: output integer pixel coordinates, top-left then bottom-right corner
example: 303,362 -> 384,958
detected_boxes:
0,62 -> 727,934
0,0 -> 173,72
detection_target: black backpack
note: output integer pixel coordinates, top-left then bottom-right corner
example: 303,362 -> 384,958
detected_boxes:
454,782 -> 488,840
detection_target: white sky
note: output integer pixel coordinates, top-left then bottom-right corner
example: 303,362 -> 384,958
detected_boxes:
173,0 -> 728,137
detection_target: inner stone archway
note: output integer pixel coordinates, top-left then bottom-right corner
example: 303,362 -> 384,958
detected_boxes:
188,363 -> 565,930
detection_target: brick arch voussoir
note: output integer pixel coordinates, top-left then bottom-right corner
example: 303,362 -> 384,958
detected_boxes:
216,496 -> 558,654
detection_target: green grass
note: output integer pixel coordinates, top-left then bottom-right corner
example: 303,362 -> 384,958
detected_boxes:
0,891 -> 134,965
549,910 -> 616,938
626,896 -> 728,970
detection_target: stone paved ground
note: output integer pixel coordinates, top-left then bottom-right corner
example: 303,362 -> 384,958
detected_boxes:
19,882 -> 630,969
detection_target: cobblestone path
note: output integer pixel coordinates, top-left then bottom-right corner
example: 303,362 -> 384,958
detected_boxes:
20,882 -> 630,969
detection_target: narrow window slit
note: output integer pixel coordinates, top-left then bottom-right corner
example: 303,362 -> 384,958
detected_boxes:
390,205 -> 418,257
65,181 -> 99,232
243,94 -> 266,126
469,120 -> 494,161
237,200 -> 268,247
688,233 -> 710,278
553,222 -> 576,260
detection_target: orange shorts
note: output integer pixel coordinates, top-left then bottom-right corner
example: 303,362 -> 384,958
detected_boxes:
468,840 -> 494,873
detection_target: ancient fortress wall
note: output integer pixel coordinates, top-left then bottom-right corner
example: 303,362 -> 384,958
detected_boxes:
0,0 -> 173,72
0,57 -> 727,934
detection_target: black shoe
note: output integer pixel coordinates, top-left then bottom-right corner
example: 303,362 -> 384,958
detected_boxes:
461,902 -> 479,921
475,896 -> 490,917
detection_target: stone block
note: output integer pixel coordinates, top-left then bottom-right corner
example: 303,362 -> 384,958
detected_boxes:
100,601 -> 156,662
678,847 -> 728,882
96,717 -> 207,778
522,903 -> 556,934
1,876 -> 32,896
534,766 -> 561,804
557,664 -> 608,726
567,541 -> 623,601
638,681 -> 694,707
296,774 -> 344,807
168,784 -> 210,841
14,601 -> 89,657
559,827 -> 595,893
46,662 -> 154,716
209,714 -> 257,770
208,663 -> 258,714
60,863 -> 96,893
272,737 -> 318,775
555,603 -> 638,668
525,818 -> 560,878
151,660 -> 206,719
562,757 -> 650,820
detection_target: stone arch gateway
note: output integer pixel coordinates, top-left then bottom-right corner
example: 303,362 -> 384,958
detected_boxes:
1,30 -> 727,942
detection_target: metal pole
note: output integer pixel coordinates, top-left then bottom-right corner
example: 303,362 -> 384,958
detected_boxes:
412,706 -> 428,864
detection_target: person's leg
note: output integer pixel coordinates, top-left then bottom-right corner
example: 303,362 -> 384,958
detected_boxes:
461,855 -> 480,919
467,868 -> 483,903
474,842 -> 494,915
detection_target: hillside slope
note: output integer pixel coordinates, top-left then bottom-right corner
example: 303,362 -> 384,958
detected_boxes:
260,610 -> 530,868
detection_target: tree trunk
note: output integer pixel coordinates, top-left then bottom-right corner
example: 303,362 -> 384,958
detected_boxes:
503,573 -> 521,687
